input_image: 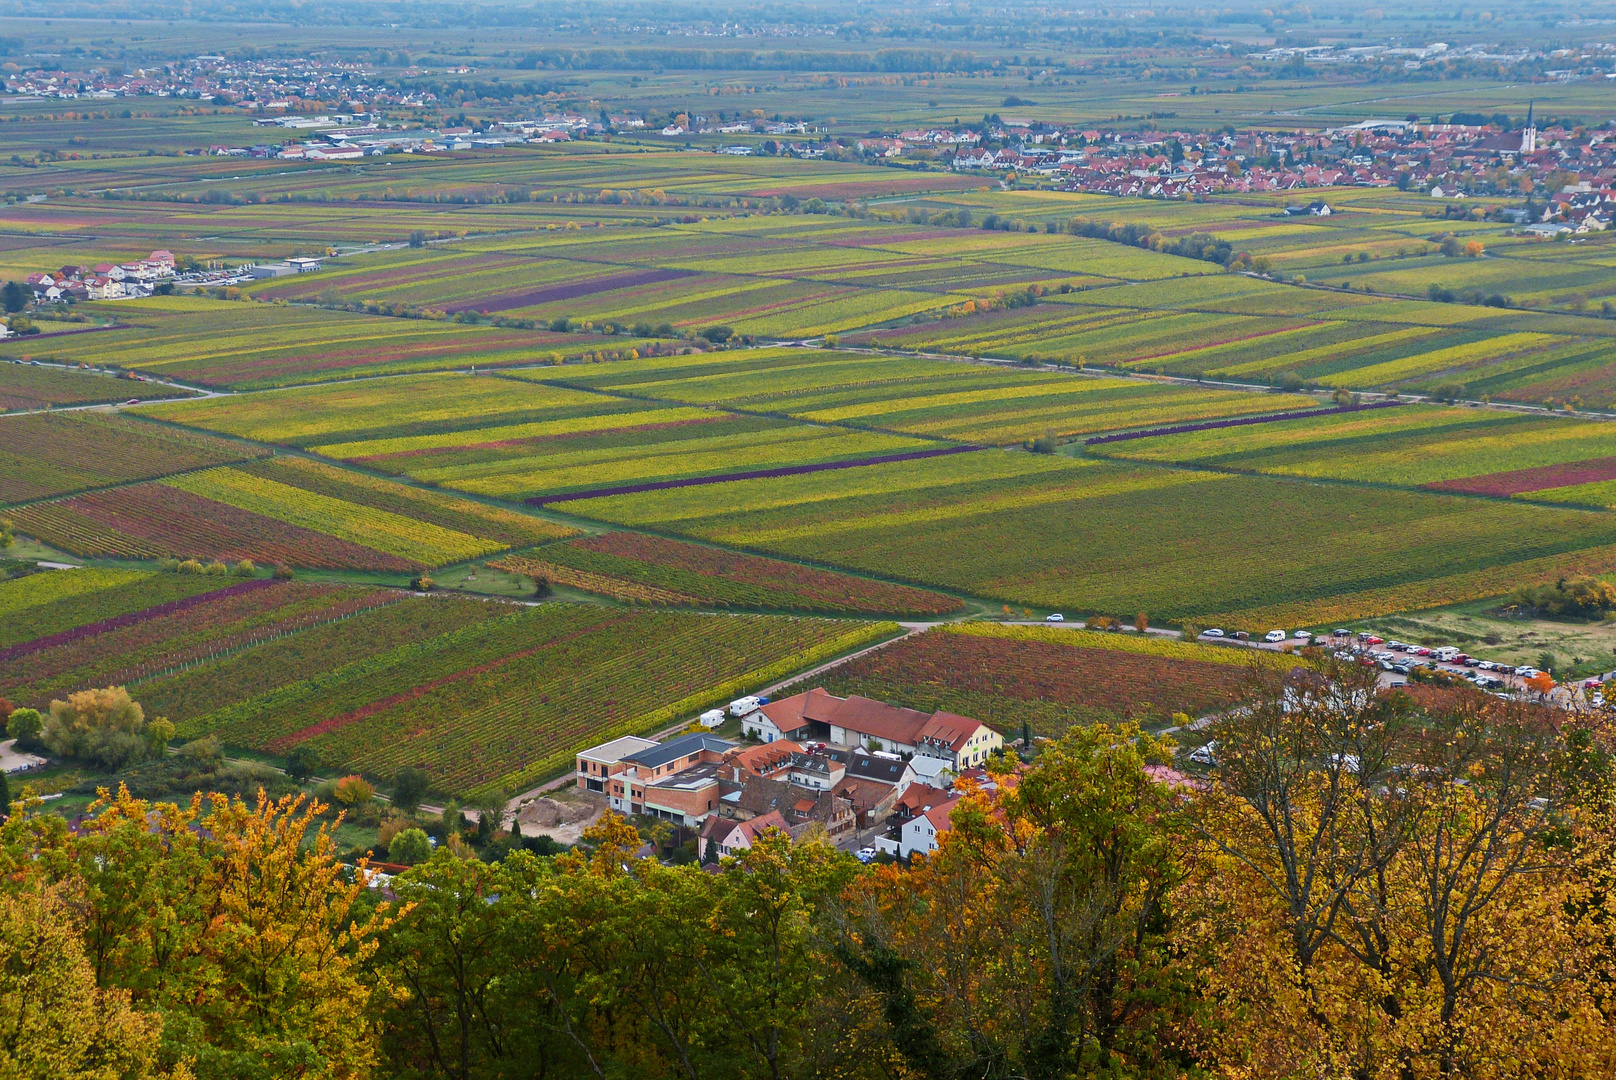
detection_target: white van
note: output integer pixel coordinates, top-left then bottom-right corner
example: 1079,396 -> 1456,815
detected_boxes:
1434,647 -> 1461,662
728,696 -> 762,717
698,709 -> 726,728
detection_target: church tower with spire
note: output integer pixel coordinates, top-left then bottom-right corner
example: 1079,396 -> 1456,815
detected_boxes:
1521,102 -> 1538,154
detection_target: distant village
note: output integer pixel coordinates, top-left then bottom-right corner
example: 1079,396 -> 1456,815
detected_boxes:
21,250 -> 324,303
2,55 -> 428,110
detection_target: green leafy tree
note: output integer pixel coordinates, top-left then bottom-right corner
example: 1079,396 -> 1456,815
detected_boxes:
390,766 -> 429,813
284,743 -> 320,782
387,828 -> 432,866
6,707 -> 43,751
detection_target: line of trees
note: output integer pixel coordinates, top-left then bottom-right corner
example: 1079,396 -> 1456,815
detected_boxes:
6,655 -> 1615,1079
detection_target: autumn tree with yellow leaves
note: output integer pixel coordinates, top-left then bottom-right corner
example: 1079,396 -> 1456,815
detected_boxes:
1182,656 -> 1616,1079
0,787 -> 392,1080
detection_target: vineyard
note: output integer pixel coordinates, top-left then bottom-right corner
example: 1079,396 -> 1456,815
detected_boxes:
0,363 -> 195,412
142,603 -> 895,796
0,580 -> 402,705
10,460 -> 562,571
804,622 -> 1268,735
0,568 -> 240,649
493,531 -> 963,615
0,296 -> 647,391
558,451 -> 1616,621
1091,404 -> 1616,488
140,371 -> 642,448
0,411 -> 266,505
546,346 -> 1316,445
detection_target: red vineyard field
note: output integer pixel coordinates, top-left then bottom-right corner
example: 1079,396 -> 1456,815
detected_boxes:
11,484 -> 421,572
1425,456 -> 1616,497
0,581 -> 400,705
810,629 -> 1250,732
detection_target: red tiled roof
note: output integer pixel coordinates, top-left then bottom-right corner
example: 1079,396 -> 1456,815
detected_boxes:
922,797 -> 962,834
739,810 -> 790,844
724,741 -> 801,777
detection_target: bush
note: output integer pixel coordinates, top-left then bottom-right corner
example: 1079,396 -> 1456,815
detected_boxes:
1275,371 -> 1307,392
333,775 -> 375,807
272,563 -> 294,580
387,828 -> 432,865
1510,576 -> 1616,619
233,560 -> 256,577
178,735 -> 223,768
698,325 -> 733,343
410,575 -> 435,591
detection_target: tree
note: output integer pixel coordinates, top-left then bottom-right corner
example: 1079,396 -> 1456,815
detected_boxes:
471,793 -> 506,839
284,742 -> 320,782
387,828 -> 432,865
33,789 -> 391,1080
6,707 -> 43,751
377,851 -> 548,1078
390,766 -> 429,813
1,280 -> 24,313
841,723 -> 1193,1078
0,882 -> 168,1078
43,686 -> 158,771
1184,661 -> 1615,1077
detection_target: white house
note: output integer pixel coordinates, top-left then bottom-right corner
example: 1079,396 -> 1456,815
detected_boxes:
898,796 -> 960,858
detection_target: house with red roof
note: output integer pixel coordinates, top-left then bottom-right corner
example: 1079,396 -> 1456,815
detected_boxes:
738,689 -> 1001,777
700,809 -> 792,858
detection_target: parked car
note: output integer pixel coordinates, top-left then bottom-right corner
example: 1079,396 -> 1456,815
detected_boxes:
1516,667 -> 1541,679
1233,630 -> 1250,641
1045,613 -> 1064,622
727,695 -> 762,717
123,398 -> 140,405
1293,630 -> 1312,641
1264,629 -> 1287,643
854,847 -> 877,864
1189,740 -> 1218,765
1333,629 -> 1351,637
698,709 -> 726,728
1202,628 -> 1225,638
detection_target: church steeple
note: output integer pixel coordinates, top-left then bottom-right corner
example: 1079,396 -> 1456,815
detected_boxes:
1522,101 -> 1538,154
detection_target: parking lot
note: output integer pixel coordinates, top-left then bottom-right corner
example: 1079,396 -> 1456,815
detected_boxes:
1194,627 -> 1605,701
